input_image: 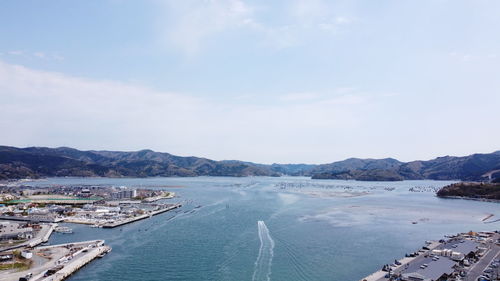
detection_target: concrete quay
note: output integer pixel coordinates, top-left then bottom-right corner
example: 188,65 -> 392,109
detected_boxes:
37,241 -> 111,281
0,215 -> 63,223
0,240 -> 110,281
142,192 -> 176,202
361,241 -> 441,281
1,223 -> 56,251
101,203 -> 181,228
360,232 -> 499,281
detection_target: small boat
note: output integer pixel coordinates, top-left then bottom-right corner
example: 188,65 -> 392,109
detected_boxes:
412,221 -> 418,224
54,226 -> 73,234
97,247 -> 112,258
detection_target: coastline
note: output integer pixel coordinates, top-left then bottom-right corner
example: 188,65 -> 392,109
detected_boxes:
437,195 -> 500,204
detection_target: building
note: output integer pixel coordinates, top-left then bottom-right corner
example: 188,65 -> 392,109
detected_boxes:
111,188 -> 137,200
401,258 -> 456,281
0,221 -> 34,240
438,239 -> 481,260
21,250 -> 33,259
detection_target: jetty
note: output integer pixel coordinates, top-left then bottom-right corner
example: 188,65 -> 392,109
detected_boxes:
37,241 -> 110,281
0,240 -> 111,281
101,203 -> 181,228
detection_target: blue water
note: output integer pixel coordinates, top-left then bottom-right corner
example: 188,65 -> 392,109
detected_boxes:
26,177 -> 500,281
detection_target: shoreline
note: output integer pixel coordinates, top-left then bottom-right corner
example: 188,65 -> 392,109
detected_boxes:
437,195 -> 500,204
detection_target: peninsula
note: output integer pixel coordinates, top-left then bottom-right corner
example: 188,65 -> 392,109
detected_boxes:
437,182 -> 500,201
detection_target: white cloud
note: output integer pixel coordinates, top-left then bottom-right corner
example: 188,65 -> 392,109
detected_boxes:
448,51 -> 498,62
159,0 -> 356,54
279,92 -> 321,102
161,0 -> 255,55
289,0 -> 329,25
4,50 -> 64,61
8,50 -> 24,55
0,60 -> 377,163
33,52 -> 46,59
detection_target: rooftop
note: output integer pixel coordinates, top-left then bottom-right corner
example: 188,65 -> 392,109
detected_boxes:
439,239 -> 480,255
402,258 -> 456,281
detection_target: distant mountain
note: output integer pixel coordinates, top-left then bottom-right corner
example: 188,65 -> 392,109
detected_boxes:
311,152 -> 500,181
0,145 -> 499,181
269,163 -> 316,176
310,158 -> 404,181
0,146 -> 279,179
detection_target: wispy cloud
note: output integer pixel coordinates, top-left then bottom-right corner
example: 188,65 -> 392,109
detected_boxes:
161,0 -> 255,55
0,60 -> 378,163
3,50 -> 64,61
159,0 -> 356,55
33,52 -> 46,59
8,50 -> 24,55
279,92 -> 321,102
448,51 -> 498,62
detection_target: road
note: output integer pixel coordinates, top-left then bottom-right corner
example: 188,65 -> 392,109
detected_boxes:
466,236 -> 500,281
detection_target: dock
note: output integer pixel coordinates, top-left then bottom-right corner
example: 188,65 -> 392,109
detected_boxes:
360,232 -> 500,281
38,241 -> 111,281
360,241 -> 441,281
0,240 -> 111,281
101,203 -> 181,228
1,223 -> 57,251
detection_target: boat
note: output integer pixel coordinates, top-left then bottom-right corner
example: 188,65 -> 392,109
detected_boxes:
54,226 -> 73,234
97,247 -> 112,258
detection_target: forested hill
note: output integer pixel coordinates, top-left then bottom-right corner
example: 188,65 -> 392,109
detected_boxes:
0,146 -> 279,179
0,146 -> 499,181
310,151 -> 500,181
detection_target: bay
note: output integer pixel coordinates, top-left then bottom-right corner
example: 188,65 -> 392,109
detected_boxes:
25,177 -> 499,281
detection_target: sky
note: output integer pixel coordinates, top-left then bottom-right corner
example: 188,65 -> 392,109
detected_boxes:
0,0 -> 499,164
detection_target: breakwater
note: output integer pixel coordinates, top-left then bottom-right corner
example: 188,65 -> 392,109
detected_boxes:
102,203 -> 181,228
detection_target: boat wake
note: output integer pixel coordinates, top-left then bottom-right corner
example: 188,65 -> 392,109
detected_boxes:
252,220 -> 275,281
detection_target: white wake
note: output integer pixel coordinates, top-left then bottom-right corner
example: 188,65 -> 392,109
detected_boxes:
252,220 -> 275,281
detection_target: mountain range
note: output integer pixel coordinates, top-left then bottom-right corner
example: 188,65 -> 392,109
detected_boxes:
0,146 -> 499,182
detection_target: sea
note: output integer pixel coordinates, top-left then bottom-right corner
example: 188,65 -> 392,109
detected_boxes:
24,177 -> 499,281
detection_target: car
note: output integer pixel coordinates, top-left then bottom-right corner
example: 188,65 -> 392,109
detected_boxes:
18,273 -> 32,281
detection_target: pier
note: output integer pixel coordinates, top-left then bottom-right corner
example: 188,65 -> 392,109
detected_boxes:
0,240 -> 111,281
102,203 -> 181,228
37,241 -> 111,281
1,223 -> 57,251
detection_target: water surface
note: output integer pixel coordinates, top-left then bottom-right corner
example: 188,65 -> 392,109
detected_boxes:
26,177 -> 499,281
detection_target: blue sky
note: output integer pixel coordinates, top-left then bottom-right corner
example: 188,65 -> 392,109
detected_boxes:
0,0 -> 499,164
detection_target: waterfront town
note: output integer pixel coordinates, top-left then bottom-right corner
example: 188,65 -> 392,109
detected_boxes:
0,181 -> 181,280
361,231 -> 500,281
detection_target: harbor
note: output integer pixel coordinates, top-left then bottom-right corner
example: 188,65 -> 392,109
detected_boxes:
0,240 -> 111,281
2,176 -> 499,281
361,231 -> 500,281
101,203 -> 182,228
0,182 -> 181,280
